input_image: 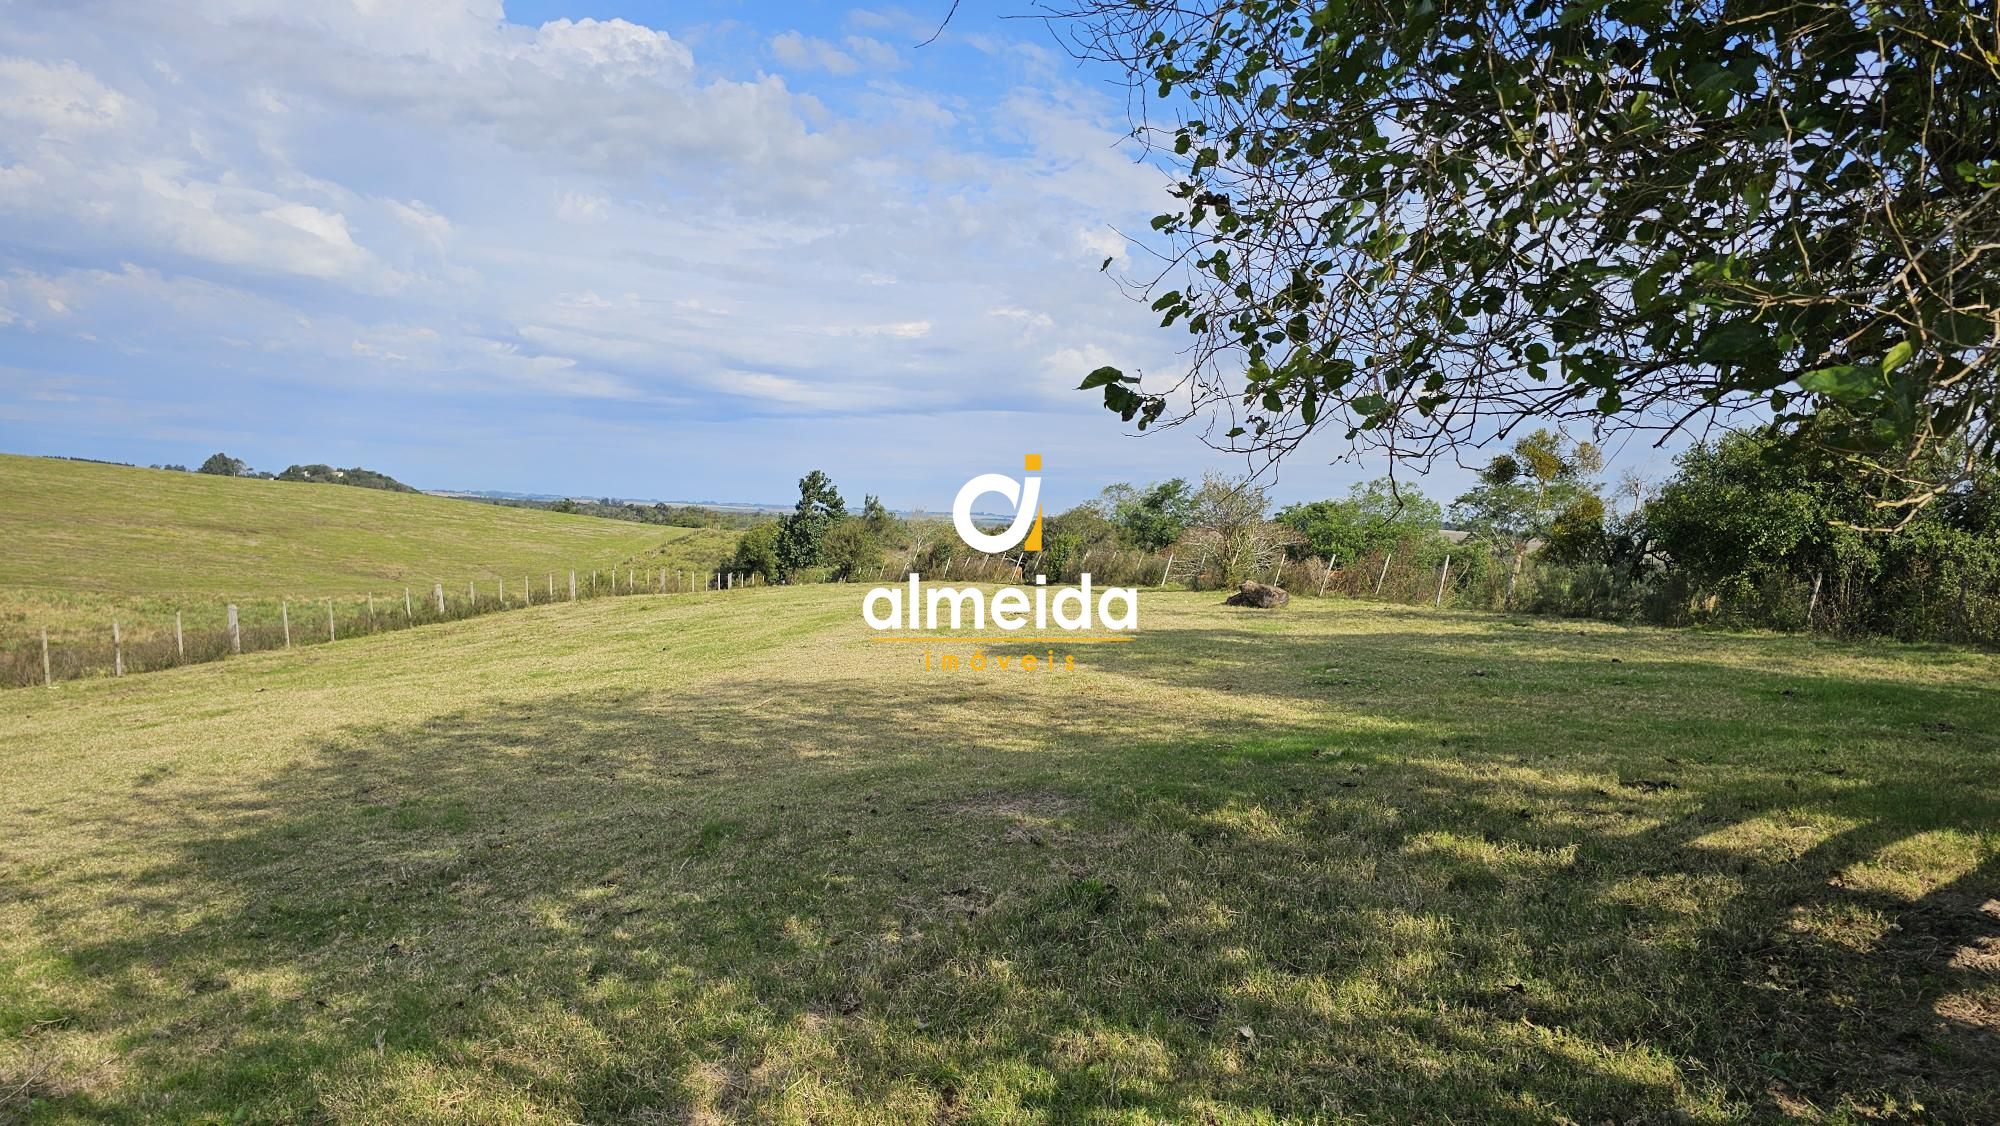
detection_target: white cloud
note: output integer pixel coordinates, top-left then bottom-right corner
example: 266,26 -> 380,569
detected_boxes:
989,306 -> 1054,329
771,31 -> 857,77
843,36 -> 903,70
0,0 -> 1203,472
827,320 -> 931,339
529,18 -> 694,81
553,191 -> 609,223
0,58 -> 133,138
387,199 -> 450,238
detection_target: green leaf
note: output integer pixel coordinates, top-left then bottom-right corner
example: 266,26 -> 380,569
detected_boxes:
1350,393 -> 1390,416
1078,366 -> 1130,391
1797,363 -> 1881,402
1697,321 -> 1765,364
1881,340 -> 1913,373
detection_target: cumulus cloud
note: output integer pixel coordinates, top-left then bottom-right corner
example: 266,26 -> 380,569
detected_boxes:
0,0 -> 1215,501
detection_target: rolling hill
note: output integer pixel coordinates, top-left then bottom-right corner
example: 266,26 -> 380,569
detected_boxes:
0,453 -> 739,660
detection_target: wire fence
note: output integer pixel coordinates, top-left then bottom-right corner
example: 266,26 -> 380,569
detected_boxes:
875,541 -> 2000,645
4,566 -> 758,689
19,543 -> 1993,689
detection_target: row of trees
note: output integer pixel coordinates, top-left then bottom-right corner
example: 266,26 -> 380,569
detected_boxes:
726,439 -> 1998,642
730,471 -> 898,584
181,452 -> 414,492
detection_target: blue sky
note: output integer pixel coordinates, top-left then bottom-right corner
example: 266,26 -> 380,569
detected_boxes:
0,1 -> 1666,510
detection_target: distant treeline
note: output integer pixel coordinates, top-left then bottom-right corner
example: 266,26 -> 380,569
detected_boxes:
720,436 -> 1999,646
273,463 -> 415,492
470,496 -> 769,531
147,452 -> 418,492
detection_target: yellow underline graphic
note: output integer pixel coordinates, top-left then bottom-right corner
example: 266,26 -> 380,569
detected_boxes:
868,635 -> 1137,643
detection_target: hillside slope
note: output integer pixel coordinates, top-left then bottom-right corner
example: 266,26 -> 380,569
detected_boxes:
0,453 -> 738,650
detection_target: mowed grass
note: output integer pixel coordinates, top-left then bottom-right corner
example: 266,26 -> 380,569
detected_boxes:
1,589 -> 1995,1122
0,453 -> 736,651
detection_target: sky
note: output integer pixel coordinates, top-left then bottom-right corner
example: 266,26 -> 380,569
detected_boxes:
0,0 -> 1674,511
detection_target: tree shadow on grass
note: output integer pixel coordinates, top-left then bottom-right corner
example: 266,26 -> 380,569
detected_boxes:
5,622 -> 1997,1121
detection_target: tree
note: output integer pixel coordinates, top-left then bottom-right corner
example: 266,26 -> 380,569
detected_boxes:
1103,478 -> 1196,552
1063,0 -> 2000,525
774,470 -> 847,579
820,518 -> 882,582
1180,472 -> 1299,587
1451,431 -> 1603,608
277,464 -> 417,492
198,452 -> 246,477
1646,433 -> 1841,588
1276,477 -> 1443,562
861,494 -> 897,539
733,521 -> 782,580
1041,503 -> 1118,581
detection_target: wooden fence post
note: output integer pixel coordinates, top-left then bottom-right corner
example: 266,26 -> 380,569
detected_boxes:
1807,572 -> 1823,631
176,610 -> 185,660
591,570 -> 597,596
570,570 -> 577,600
524,576 -> 530,605
1160,552 -> 1175,586
1374,552 -> 1394,596
367,592 -> 375,625
113,620 -> 123,676
404,587 -> 413,622
228,604 -> 241,654
469,580 -> 476,607
327,598 -> 336,642
41,625 -> 51,687
1318,558 -> 1335,597
1434,556 -> 1452,609
548,572 -> 555,600
434,583 -> 445,615
282,600 -> 292,648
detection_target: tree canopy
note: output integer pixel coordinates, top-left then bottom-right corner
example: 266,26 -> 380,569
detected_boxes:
198,452 -> 246,477
1064,0 -> 1999,525
1276,477 -> 1443,562
775,469 -> 849,579
1101,477 -> 1198,551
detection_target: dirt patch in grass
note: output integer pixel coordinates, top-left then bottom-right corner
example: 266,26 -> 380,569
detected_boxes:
940,788 -> 1082,821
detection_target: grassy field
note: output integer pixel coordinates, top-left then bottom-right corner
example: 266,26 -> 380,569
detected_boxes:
0,454 -> 738,671
1,587 -> 1994,1122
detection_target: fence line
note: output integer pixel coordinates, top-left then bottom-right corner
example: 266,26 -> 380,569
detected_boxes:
6,555 -> 757,689
22,542 -> 1993,689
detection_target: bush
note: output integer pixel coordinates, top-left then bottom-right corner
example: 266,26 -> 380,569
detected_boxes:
820,519 -> 882,582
